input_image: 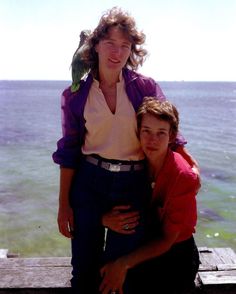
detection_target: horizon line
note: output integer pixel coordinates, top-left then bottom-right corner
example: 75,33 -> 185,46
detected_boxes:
1,79 -> 236,83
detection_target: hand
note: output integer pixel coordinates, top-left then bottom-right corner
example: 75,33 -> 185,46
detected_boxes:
100,258 -> 128,294
102,205 -> 140,234
57,205 -> 74,238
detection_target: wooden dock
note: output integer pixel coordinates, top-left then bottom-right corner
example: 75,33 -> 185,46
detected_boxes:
0,247 -> 236,293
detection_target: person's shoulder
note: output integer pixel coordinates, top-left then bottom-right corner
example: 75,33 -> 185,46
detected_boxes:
61,73 -> 93,100
61,87 -> 79,108
62,86 -> 73,98
169,150 -> 200,190
123,68 -> 156,83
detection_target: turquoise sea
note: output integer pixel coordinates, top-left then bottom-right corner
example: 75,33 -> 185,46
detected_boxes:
0,80 -> 236,257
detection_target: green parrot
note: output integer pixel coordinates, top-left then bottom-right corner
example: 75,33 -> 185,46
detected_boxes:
71,29 -> 91,92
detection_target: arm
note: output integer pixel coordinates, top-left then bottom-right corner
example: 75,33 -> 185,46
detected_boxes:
53,87 -> 86,237
53,90 -> 78,238
57,167 -> 75,238
52,88 -> 82,168
122,230 -> 179,268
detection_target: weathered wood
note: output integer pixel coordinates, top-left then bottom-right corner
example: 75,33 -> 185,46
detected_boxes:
0,257 -> 71,292
0,257 -> 71,269
196,247 -> 236,293
0,267 -> 71,288
199,270 -> 236,284
198,247 -> 236,271
0,247 -> 236,293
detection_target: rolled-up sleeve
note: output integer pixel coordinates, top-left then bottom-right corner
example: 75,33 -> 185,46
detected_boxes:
52,88 -> 82,168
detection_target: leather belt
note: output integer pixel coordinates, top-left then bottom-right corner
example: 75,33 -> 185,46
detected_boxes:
85,155 -> 144,172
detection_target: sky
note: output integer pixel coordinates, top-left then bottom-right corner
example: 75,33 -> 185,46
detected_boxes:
0,0 -> 236,81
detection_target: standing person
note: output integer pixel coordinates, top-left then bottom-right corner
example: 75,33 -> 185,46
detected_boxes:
100,98 -> 200,294
52,7 -> 199,293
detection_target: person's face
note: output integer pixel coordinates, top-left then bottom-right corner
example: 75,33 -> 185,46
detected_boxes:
95,26 -> 132,73
140,113 -> 171,162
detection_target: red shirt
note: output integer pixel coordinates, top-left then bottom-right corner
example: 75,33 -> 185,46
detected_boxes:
152,149 -> 199,243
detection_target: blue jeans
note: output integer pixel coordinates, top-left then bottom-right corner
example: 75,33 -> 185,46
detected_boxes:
70,157 -> 150,293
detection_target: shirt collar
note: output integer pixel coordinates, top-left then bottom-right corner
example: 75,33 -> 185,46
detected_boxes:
93,71 -> 124,88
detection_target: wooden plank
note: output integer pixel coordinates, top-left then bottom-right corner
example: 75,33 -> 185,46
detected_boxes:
212,248 -> 236,264
1,247 -> 236,293
217,264 -> 236,271
0,257 -> 71,268
199,264 -> 217,271
199,270 -> 236,284
199,248 -> 223,268
0,258 -> 72,290
0,267 -> 71,289
198,247 -> 236,271
199,264 -> 236,271
197,247 -> 236,292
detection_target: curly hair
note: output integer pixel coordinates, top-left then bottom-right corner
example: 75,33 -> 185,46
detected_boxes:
81,7 -> 147,75
137,97 -> 179,140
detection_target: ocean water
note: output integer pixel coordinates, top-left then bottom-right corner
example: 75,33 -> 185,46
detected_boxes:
0,80 -> 236,257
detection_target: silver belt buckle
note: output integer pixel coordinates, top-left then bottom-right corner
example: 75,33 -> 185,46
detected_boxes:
108,163 -> 121,172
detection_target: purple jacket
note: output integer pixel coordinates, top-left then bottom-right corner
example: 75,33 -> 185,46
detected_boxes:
52,68 -> 186,168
